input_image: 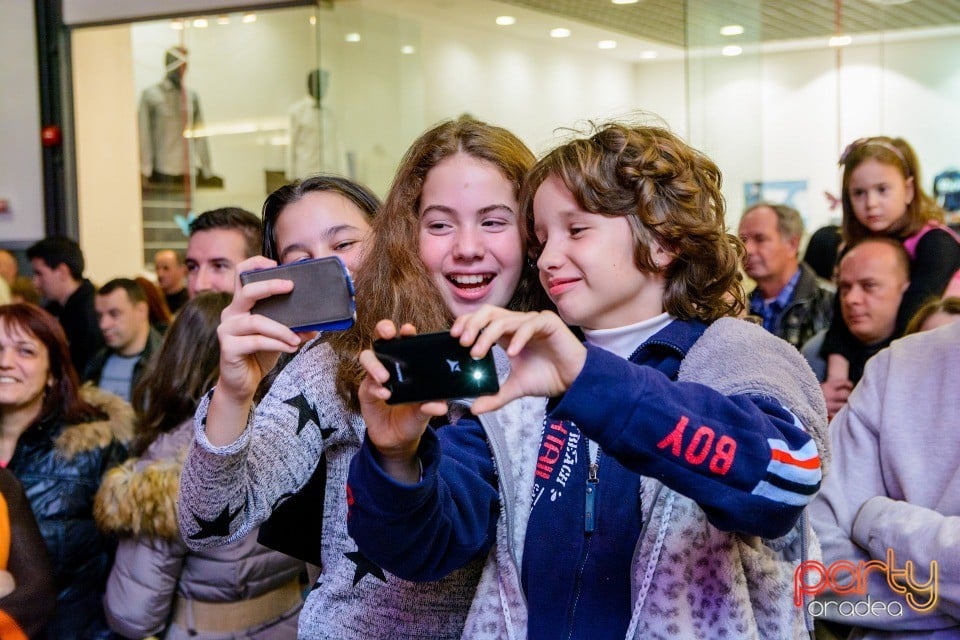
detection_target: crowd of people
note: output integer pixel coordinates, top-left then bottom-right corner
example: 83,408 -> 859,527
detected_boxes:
1,119 -> 958,639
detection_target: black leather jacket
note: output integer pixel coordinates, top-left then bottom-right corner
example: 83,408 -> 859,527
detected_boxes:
750,262 -> 835,348
7,386 -> 133,639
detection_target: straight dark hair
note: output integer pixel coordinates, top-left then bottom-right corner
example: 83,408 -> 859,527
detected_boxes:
261,175 -> 381,261
130,292 -> 230,455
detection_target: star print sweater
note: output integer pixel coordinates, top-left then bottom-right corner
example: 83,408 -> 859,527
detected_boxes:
178,339 -> 484,639
347,318 -> 830,640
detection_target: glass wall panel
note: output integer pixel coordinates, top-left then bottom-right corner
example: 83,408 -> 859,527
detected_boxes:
686,0 -> 765,226
69,0 -> 960,282
684,0 -> 960,234
131,7 -> 323,267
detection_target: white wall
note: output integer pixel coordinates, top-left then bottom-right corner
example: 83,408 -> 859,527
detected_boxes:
632,59 -> 687,137
415,18 -> 638,157
72,25 -> 144,284
316,4 -> 425,196
0,0 -> 45,245
648,34 -> 960,236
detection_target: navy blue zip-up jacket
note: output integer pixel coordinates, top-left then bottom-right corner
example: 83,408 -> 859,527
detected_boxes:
347,319 -> 820,640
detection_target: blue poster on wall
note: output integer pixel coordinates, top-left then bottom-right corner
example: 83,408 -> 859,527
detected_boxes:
744,179 -> 809,229
744,180 -> 807,209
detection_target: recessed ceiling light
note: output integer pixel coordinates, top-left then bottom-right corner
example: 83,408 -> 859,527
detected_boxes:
170,20 -> 184,30
640,50 -> 658,60
242,13 -> 256,23
401,45 -> 416,54
829,34 -> 852,47
722,45 -> 743,56
550,28 -> 571,38
496,15 -> 516,26
309,16 -> 316,25
192,18 -> 208,28
216,15 -> 230,25
612,0 -> 640,4
345,32 -> 361,42
720,25 -> 744,36
598,40 -> 617,49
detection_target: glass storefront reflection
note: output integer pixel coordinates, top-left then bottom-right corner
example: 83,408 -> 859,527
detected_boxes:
69,1 -> 960,273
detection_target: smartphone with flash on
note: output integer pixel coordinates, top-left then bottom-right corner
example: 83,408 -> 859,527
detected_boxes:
239,256 -> 355,333
373,332 -> 500,405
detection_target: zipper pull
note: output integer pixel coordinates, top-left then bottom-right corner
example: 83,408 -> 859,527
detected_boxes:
584,462 -> 599,534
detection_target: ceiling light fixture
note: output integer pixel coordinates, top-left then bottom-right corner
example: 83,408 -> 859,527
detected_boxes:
345,32 -> 361,42
640,50 -> 658,59
829,34 -> 852,46
496,16 -> 516,26
216,15 -> 230,25
193,18 -> 208,28
611,0 -> 640,4
721,45 -> 743,56
170,20 -> 184,30
598,40 -> 617,49
401,45 -> 416,54
242,13 -> 256,23
550,27 -> 571,38
720,25 -> 744,36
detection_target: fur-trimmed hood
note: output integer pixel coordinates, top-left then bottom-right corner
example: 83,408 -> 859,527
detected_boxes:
94,419 -> 192,540
54,384 -> 135,460
95,456 -> 182,539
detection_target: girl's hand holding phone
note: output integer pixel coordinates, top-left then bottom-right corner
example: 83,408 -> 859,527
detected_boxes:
205,256 -> 302,448
357,320 -> 449,484
216,256 -> 301,404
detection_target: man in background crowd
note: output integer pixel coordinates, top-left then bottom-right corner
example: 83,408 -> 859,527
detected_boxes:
154,249 -> 189,313
84,278 -> 162,402
801,237 -> 909,417
26,237 -> 104,373
0,249 -> 41,305
185,207 -> 262,297
0,250 -> 17,287
739,203 -> 834,348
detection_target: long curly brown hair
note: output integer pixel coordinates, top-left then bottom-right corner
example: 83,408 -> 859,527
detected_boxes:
519,122 -> 745,323
330,116 -> 550,410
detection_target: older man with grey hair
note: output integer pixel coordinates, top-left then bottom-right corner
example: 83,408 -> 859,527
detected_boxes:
739,202 -> 834,348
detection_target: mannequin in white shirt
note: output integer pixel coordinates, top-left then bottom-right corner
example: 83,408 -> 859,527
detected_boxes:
287,68 -> 347,180
139,47 -> 221,188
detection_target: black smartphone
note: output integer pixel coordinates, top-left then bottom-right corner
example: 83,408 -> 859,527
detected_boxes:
373,332 -> 500,405
239,256 -> 355,333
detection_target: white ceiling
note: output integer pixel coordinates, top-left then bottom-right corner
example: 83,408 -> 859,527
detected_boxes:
345,0 -> 960,60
